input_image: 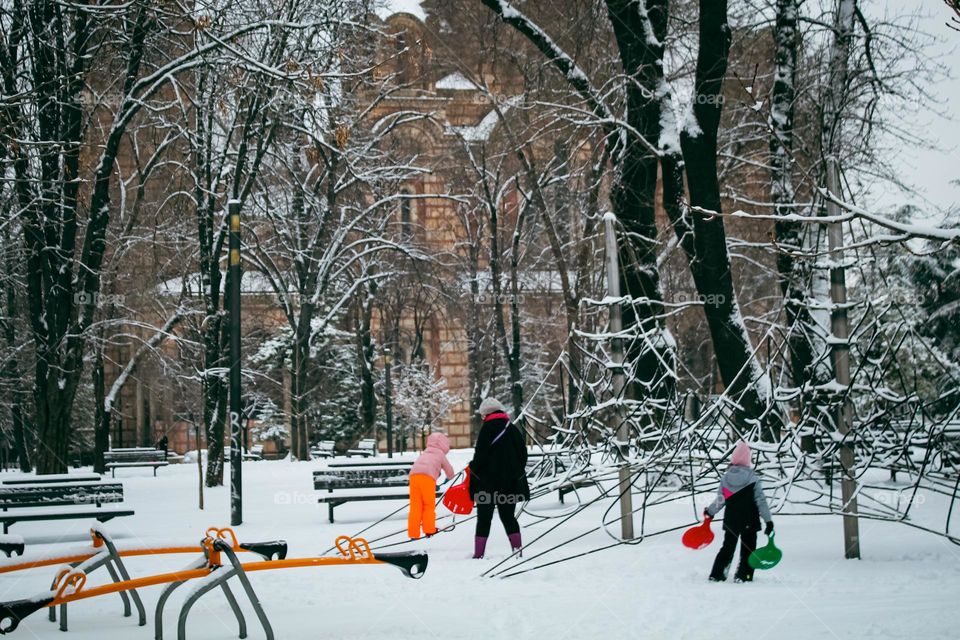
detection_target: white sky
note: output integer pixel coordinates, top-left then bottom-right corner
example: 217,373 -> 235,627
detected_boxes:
866,1 -> 959,220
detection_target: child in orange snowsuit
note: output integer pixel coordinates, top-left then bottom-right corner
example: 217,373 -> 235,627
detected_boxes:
408,432 -> 455,539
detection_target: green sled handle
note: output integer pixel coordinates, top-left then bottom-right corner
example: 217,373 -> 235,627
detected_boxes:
748,532 -> 783,570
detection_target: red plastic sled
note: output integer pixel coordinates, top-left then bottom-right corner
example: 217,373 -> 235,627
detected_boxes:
442,468 -> 474,515
682,516 -> 715,550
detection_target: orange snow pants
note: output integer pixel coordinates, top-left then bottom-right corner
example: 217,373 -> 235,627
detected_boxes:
408,473 -> 437,539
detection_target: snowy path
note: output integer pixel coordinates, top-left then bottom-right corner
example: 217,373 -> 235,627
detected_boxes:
0,455 -> 957,639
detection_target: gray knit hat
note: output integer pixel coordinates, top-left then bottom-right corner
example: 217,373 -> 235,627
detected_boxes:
478,397 -> 507,416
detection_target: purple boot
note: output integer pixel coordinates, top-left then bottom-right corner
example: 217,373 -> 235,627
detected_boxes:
473,536 -> 488,559
508,532 -> 522,557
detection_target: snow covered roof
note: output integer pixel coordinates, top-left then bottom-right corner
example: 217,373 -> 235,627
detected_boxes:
435,72 -> 478,91
446,96 -> 522,142
376,0 -> 426,22
157,271 -> 289,296
464,268 -> 575,294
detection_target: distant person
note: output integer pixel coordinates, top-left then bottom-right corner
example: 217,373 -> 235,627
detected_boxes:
157,435 -> 169,460
704,440 -> 774,582
469,398 -> 529,559
408,432 -> 455,539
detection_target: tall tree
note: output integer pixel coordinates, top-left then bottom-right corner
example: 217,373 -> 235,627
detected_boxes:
479,0 -> 779,431
0,1 -> 223,472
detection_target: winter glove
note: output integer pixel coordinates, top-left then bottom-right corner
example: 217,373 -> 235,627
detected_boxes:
765,521 -> 774,536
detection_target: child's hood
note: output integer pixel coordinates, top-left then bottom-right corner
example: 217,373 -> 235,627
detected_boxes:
426,432 -> 450,454
722,465 -> 758,495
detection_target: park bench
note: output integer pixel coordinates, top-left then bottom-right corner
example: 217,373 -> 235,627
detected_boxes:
104,448 -> 169,477
314,462 -> 433,523
1,473 -> 101,485
310,440 -> 337,459
0,481 -> 134,533
346,439 -> 378,458
240,447 -> 263,462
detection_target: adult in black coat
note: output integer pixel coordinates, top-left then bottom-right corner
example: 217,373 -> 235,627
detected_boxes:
469,397 -> 529,558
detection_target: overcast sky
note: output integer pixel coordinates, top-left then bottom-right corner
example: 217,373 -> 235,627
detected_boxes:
866,2 -> 959,221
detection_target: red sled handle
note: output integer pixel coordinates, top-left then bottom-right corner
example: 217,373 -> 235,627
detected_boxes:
681,515 -> 715,550
442,467 -> 474,515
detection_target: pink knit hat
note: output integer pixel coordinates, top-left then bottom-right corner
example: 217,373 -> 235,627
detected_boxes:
730,440 -> 752,467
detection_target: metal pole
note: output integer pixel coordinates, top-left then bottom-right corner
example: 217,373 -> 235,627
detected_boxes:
384,348 -> 394,458
228,199 -> 243,526
825,159 -> 860,559
604,213 -> 634,540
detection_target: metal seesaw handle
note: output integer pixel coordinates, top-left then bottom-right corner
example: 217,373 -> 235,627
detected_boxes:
0,597 -> 54,635
373,552 -> 428,579
237,541 -> 288,561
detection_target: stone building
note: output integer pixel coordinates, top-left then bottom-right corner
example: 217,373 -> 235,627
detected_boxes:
101,1 -> 779,456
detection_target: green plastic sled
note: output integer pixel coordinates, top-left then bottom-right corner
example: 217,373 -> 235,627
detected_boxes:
748,533 -> 782,570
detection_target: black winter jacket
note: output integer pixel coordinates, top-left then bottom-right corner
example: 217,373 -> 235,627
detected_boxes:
469,415 -> 530,503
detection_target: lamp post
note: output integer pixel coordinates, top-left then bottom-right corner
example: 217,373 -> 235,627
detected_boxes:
384,347 -> 394,458
228,198 -> 243,526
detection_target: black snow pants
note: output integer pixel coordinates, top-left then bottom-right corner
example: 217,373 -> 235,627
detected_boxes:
475,502 -> 520,538
709,527 -> 758,582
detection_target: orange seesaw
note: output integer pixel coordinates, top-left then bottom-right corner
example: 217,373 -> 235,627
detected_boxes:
0,526 -> 285,575
0,530 -> 427,638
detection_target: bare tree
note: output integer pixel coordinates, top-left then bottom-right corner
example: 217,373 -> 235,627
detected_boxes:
948,0 -> 960,32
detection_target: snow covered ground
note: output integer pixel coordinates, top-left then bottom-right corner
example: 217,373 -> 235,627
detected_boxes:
1,451 -> 958,639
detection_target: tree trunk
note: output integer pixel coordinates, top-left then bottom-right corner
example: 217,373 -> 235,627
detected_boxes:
464,218 -> 485,439
605,0 -> 675,401
93,339 -> 108,474
1,236 -> 31,472
290,333 -> 311,460
507,208 -> 526,418
677,0 -> 780,435
485,188 -> 524,416
356,285 -> 378,438
203,310 -> 228,486
768,0 -> 822,449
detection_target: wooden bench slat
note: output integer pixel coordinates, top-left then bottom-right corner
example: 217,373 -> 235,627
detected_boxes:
1,474 -> 101,485
105,462 -> 169,467
316,488 -> 439,523
0,482 -> 131,533
0,506 -> 135,532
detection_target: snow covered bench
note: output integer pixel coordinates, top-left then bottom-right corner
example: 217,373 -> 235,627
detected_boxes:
346,439 -> 378,457
0,481 -> 134,533
314,463 -> 420,522
1,473 -> 101,485
310,440 -> 337,459
104,448 -> 169,477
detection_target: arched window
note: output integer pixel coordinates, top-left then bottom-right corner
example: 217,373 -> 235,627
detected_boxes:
395,32 -> 410,84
